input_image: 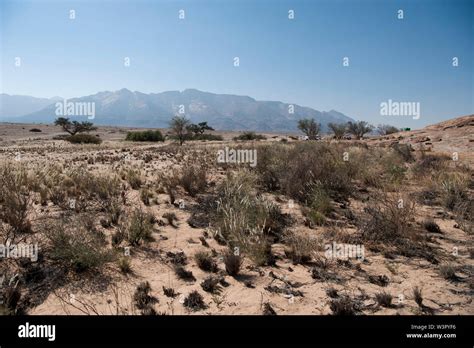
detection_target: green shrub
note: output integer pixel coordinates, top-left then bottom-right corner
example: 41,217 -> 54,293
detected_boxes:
65,134 -> 102,144
125,130 -> 164,142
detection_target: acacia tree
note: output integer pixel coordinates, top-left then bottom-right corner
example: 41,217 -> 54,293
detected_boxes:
297,118 -> 321,140
327,122 -> 347,140
54,117 -> 96,135
346,121 -> 373,140
169,115 -> 192,145
188,122 -> 214,136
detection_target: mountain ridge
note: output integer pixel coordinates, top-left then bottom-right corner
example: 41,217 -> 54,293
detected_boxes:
0,89 -> 355,132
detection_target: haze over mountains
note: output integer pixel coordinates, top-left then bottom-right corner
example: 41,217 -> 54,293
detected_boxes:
0,89 -> 354,132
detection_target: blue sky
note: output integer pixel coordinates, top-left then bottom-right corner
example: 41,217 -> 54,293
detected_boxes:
1,0 -> 472,128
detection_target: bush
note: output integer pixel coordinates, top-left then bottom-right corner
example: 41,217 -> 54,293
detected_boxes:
29,128 -> 42,132
375,291 -> 393,307
180,165 -> 207,196
201,276 -> 222,294
122,168 -> 143,189
359,193 -> 416,243
191,134 -> 223,141
0,162 -> 32,237
233,132 -> 266,141
124,209 -> 154,246
45,216 -> 113,272
223,251 -> 242,276
65,134 -> 102,144
423,219 -> 441,233
118,257 -> 132,274
174,265 -> 196,281
283,232 -> 319,264
413,286 -> 423,307
194,251 -> 218,272
125,130 -> 164,142
439,264 -> 458,281
133,282 -> 157,310
213,171 -> 288,245
183,291 -> 207,311
330,295 -> 360,315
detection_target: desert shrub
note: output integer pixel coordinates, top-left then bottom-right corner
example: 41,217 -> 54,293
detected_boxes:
223,250 -> 242,276
375,291 -> 393,307
326,287 -> 339,298
133,282 -> 157,310
302,183 -> 332,227
45,216 -> 113,272
65,134 -> 102,144
29,128 -> 42,132
0,162 -> 32,238
283,232 -> 319,264
255,144 -> 289,191
201,276 -> 222,294
183,290 -> 207,311
140,188 -> 152,205
423,219 -> 441,233
391,143 -> 414,162
125,130 -> 164,142
413,286 -> 423,307
413,153 -> 450,174
162,286 -> 178,298
233,132 -> 266,141
358,193 -> 416,243
281,143 -> 355,202
0,277 -> 21,315
213,171 -> 287,245
179,164 -> 207,196
123,209 -> 154,246
192,134 -> 223,141
118,257 -> 132,274
194,251 -> 218,272
167,251 -> 187,265
162,212 -> 178,227
174,265 -> 196,281
330,295 -> 360,315
262,302 -> 277,315
122,168 -> 143,189
61,167 -> 122,212
439,264 -> 458,281
438,173 -> 469,210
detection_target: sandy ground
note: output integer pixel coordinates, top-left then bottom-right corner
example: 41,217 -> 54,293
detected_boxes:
0,116 -> 472,315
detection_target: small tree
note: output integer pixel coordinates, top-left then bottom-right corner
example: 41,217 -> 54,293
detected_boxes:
377,124 -> 399,136
327,122 -> 347,140
54,117 -> 97,135
188,122 -> 214,136
297,118 -> 320,140
170,115 -> 191,145
346,121 -> 373,140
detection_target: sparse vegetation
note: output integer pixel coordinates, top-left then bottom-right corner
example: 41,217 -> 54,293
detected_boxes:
125,130 -> 164,142
233,132 -> 266,141
194,251 -> 218,272
183,290 -> 207,311
223,250 -> 242,276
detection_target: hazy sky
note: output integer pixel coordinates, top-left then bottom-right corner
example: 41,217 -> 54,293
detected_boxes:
1,0 -> 472,128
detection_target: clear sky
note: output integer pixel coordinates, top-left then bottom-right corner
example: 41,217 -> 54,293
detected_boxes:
1,0 -> 472,128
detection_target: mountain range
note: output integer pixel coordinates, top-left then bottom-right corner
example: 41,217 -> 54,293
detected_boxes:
0,89 -> 355,132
